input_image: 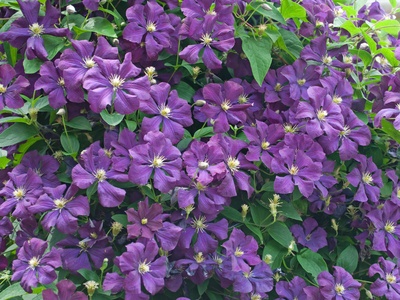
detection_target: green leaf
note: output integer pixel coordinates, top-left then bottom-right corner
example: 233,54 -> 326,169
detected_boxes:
100,110 -> 125,126
337,245 -> 358,273
0,123 -> 38,148
375,48 -> 399,67
389,0 -> 397,8
43,35 -> 65,60
281,0 -> 307,20
0,116 -> 30,124
60,133 -> 80,154
380,119 -> 400,144
362,30 -> 377,55
23,56 -> 43,74
66,116 -> 92,131
197,279 -> 209,296
280,201 -> 302,221
374,19 -> 400,36
78,269 -> 100,282
263,240 -> 287,270
349,49 -> 372,66
111,214 -> 128,227
193,127 -> 214,139
125,120 -> 137,132
173,81 -> 195,102
250,203 -> 270,226
221,206 -> 243,223
247,1 -> 286,25
268,221 -> 297,250
0,283 -> 27,299
297,249 -> 328,282
340,20 -> 361,36
245,222 -> 264,244
241,36 -> 272,86
3,42 -> 18,66
81,17 -> 117,38
13,136 -> 42,165
265,26 -> 281,43
277,28 -> 303,59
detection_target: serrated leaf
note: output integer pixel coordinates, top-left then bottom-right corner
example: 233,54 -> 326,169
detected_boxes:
268,221 -> 297,250
60,133 -> 80,154
66,116 -> 92,131
297,249 -> 328,282
337,245 -> 358,273
0,123 -> 38,148
100,110 -> 124,126
81,17 -> 117,38
241,36 -> 272,86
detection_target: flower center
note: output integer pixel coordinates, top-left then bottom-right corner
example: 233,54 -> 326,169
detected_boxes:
227,156 -> 240,173
297,79 -> 306,86
0,84 -> 6,94
362,172 -> 373,185
397,187 -> 400,199
145,66 -> 157,83
238,94 -> 248,104
13,188 -> 26,200
251,294 -> 262,300
340,125 -> 351,137
234,247 -> 244,257
261,140 -> 270,150
151,155 -> 166,168
274,83 -> 282,92
29,23 -> 45,37
159,104 -> 171,118
194,252 -> 205,263
322,55 -> 333,65
191,215 -> 208,233
57,77 -> 65,86
385,220 -> 396,233
317,108 -> 328,121
109,74 -> 125,90
305,234 -> 312,241
334,283 -> 345,295
138,259 -> 151,274
198,160 -> 209,170
195,181 -> 206,191
333,95 -> 343,104
396,103 -> 400,111
94,169 -> 107,182
82,56 -> 96,68
386,273 -> 397,284
221,99 -> 232,111
283,123 -> 298,133
141,218 -> 148,225
200,33 -> 213,46
146,22 -> 157,33
78,241 -> 89,251
289,165 -> 299,175
54,198 -> 67,209
28,256 -> 40,269
240,53 -> 247,59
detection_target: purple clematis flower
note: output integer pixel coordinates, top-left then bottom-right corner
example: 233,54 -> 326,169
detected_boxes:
123,1 -> 175,60
58,37 -> 118,87
291,217 -> 328,252
35,60 -> 83,108
347,155 -> 383,203
0,0 -> 69,60
28,184 -> 89,234
12,238 -> 61,293
374,91 -> 400,130
317,266 -> 361,300
276,276 -> 308,300
112,239 -> 167,295
369,257 -> 400,300
387,170 -> 400,203
110,128 -> 139,173
12,150 -> 60,188
230,261 -> 273,295
43,279 -> 88,300
222,228 -> 261,273
0,169 -> 43,219
196,81 -> 252,133
57,220 -> 113,273
178,209 -> 228,254
179,17 -> 234,69
296,86 -> 344,139
366,200 -> 400,258
320,75 -> 354,108
254,67 -> 291,106
182,139 -> 226,185
140,82 -> 193,144
128,131 -> 182,193
0,64 -> 29,110
71,142 -> 127,207
83,52 -> 150,114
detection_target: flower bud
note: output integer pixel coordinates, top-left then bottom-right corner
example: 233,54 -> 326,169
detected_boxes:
261,3 -> 272,10
84,281 -> 99,297
111,222 -> 123,236
194,100 -> 206,107
112,38 -> 119,46
56,108 -> 66,116
28,108 -> 39,122
365,290 -> 373,299
66,5 -> 76,14
241,204 -> 249,220
263,254 -> 273,264
269,194 -> 281,222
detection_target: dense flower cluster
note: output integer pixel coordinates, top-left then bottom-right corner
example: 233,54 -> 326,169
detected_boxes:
0,0 -> 399,299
